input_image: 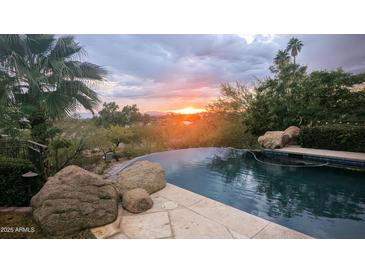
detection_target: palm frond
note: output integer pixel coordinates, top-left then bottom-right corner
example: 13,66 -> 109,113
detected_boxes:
58,80 -> 100,112
0,34 -> 105,119
0,69 -> 15,105
64,61 -> 107,80
41,91 -> 77,118
73,92 -> 96,112
0,35 -> 27,57
26,35 -> 55,55
49,35 -> 83,59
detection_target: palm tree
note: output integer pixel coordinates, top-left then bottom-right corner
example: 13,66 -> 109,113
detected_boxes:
286,37 -> 303,65
0,34 -> 106,143
274,50 -> 290,66
270,50 -> 291,73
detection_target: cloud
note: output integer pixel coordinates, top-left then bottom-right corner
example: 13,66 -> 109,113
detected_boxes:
74,34 -> 365,112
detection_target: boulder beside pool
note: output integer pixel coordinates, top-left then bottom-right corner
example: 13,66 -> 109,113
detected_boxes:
31,165 -> 118,236
258,131 -> 290,149
122,188 -> 153,213
258,126 -> 301,149
284,126 -> 300,144
116,160 -> 167,195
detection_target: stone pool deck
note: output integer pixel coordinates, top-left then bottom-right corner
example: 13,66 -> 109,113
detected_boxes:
276,146 -> 365,162
91,183 -> 312,239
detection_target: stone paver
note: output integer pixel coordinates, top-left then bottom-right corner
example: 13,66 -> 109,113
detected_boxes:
107,232 -> 129,239
169,208 -> 232,239
161,200 -> 179,210
121,211 -> 172,239
157,184 -> 203,207
122,193 -> 181,216
147,192 -> 180,212
228,229 -> 249,239
92,183 -> 312,239
253,223 -> 312,239
90,206 -> 124,239
277,146 -> 365,161
189,198 -> 269,238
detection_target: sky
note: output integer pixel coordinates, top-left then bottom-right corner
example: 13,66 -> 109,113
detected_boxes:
75,34 -> 365,114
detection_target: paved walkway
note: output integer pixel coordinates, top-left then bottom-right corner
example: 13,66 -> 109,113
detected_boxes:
91,183 -> 312,239
276,146 -> 365,162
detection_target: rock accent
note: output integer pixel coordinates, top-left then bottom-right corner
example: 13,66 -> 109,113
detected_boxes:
31,165 -> 118,236
258,126 -> 301,149
258,131 -> 290,149
284,126 -> 300,144
116,161 -> 167,195
122,188 -> 153,213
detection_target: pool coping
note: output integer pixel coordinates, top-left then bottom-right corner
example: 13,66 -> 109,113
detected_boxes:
91,183 -> 313,239
107,147 -> 365,178
267,147 -> 365,168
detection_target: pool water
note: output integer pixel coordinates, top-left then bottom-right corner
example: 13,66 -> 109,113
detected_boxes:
132,148 -> 365,239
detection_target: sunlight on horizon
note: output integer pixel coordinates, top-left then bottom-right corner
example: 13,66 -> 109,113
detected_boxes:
170,107 -> 206,114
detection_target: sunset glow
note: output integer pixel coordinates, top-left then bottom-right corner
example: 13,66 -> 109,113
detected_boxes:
170,107 -> 206,114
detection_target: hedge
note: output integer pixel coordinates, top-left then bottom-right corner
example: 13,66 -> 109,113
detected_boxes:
299,125 -> 365,152
0,156 -> 42,206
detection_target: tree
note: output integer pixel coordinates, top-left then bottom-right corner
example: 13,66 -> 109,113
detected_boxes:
120,104 -> 143,125
107,125 -> 135,150
270,50 -> 291,73
48,137 -> 87,174
302,69 -> 365,124
0,63 -> 15,106
210,38 -> 365,136
207,82 -> 258,147
274,50 -> 290,67
208,82 -> 253,115
245,64 -> 365,135
0,105 -> 25,138
0,34 -> 106,144
96,102 -> 121,127
87,128 -> 114,161
286,37 -> 303,65
95,102 -> 143,127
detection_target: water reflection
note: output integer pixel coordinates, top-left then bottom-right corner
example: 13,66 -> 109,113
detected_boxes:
136,148 -> 365,238
207,150 -> 365,221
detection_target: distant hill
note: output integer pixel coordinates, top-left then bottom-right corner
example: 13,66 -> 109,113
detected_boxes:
145,111 -> 169,117
76,112 -> 94,119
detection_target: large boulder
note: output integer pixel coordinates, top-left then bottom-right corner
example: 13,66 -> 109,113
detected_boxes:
116,161 -> 167,195
31,165 -> 118,236
284,126 -> 300,144
258,131 -> 290,149
122,188 -> 153,213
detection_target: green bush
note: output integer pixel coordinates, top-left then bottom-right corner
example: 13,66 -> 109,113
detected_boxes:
0,156 -> 42,206
299,125 -> 365,152
122,142 -> 165,159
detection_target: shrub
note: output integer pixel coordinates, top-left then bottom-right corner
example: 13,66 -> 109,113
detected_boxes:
299,125 -> 365,152
112,152 -> 124,161
0,156 -> 42,206
122,142 -> 164,158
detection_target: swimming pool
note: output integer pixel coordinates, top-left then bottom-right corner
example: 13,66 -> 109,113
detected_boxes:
127,148 -> 365,238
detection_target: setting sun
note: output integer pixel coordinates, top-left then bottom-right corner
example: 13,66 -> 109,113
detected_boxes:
170,107 -> 206,114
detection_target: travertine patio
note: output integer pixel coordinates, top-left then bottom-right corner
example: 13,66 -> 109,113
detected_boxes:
91,183 -> 312,239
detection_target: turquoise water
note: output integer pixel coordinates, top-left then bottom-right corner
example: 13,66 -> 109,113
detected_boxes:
133,147 -> 365,238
